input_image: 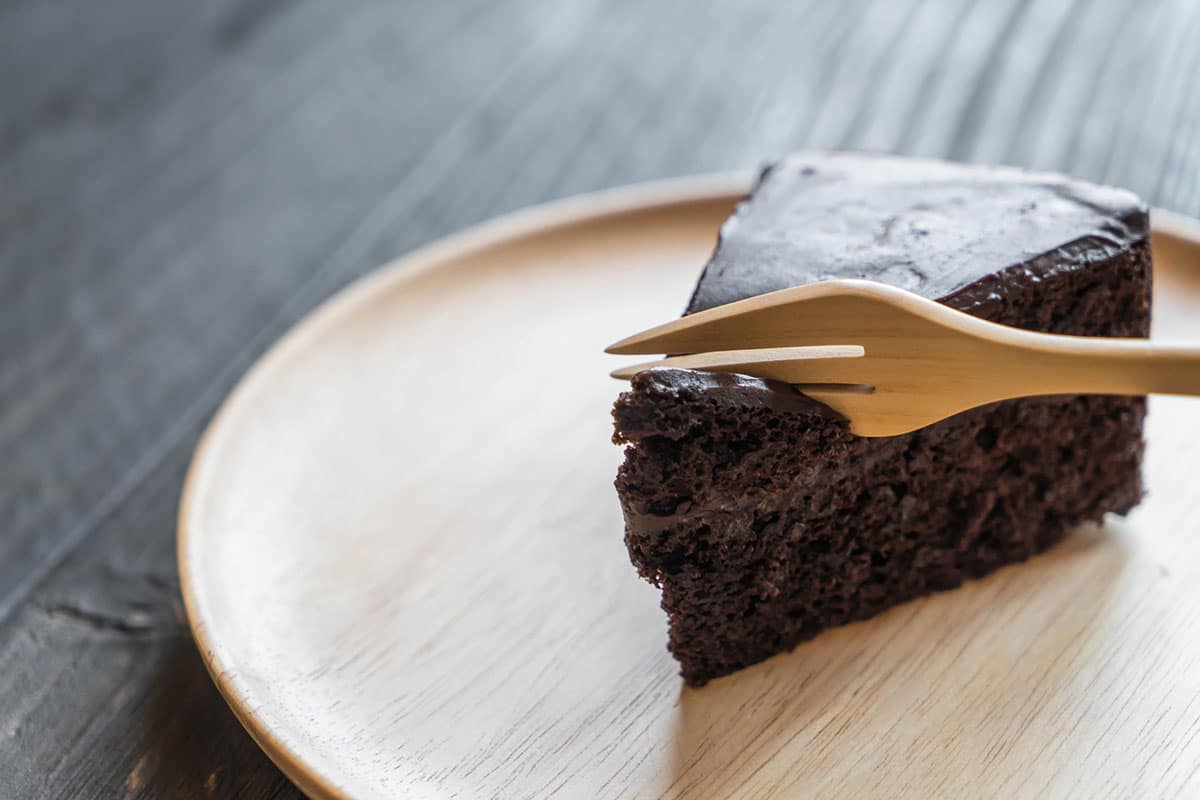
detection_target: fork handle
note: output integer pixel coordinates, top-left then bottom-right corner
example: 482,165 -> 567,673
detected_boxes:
1009,337 -> 1200,398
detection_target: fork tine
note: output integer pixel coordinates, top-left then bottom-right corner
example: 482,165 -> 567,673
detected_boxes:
609,345 -> 868,382
604,280 -> 883,355
605,278 -> 981,356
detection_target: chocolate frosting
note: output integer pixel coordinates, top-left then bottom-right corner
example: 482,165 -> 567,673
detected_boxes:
629,367 -> 831,413
686,152 -> 1149,316
613,367 -> 843,443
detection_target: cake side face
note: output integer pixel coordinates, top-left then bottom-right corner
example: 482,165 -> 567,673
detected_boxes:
614,153 -> 1151,686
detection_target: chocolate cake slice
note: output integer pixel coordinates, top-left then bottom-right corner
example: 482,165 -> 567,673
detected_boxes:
613,152 -> 1152,686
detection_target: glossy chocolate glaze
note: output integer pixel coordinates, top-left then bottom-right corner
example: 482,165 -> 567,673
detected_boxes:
686,152 -> 1149,316
620,367 -> 837,428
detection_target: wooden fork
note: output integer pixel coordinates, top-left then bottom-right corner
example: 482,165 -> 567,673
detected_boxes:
606,279 -> 1200,437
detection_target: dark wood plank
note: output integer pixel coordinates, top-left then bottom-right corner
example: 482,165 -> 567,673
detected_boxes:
1,0 -> 1198,796
0,0 -> 528,610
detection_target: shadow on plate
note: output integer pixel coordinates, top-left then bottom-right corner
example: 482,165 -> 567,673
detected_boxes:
664,520 -> 1137,798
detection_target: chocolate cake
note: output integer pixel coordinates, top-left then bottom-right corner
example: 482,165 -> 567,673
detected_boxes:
612,152 -> 1152,686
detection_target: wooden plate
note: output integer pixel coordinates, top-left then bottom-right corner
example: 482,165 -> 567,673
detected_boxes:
179,175 -> 1200,799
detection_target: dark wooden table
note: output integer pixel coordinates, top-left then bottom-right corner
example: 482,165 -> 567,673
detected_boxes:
2,0 -> 1198,796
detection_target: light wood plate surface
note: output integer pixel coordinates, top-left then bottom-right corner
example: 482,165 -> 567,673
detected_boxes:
179,175 -> 1200,799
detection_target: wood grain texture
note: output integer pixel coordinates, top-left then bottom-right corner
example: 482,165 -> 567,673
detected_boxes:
1,0 -> 1199,796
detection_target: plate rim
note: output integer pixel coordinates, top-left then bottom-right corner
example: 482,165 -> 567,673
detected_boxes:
176,170 -> 1200,799
176,170 -> 755,799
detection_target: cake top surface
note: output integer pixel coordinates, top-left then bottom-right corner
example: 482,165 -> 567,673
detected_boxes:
626,367 -> 838,416
687,152 -> 1149,313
